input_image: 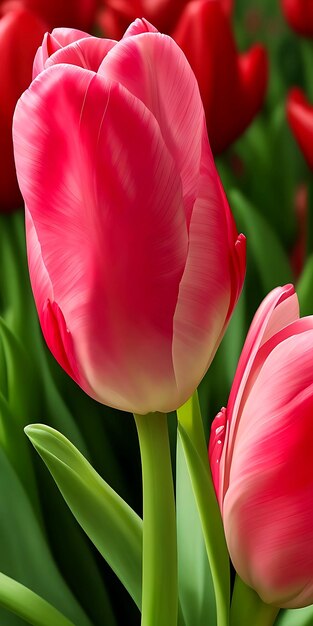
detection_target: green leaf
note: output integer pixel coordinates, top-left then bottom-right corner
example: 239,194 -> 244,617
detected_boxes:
230,576 -> 279,626
176,434 -> 216,626
229,189 -> 293,294
177,394 -> 230,626
276,606 -> 313,626
297,254 -> 313,316
0,445 -> 91,626
25,424 -> 143,609
0,573 -> 76,626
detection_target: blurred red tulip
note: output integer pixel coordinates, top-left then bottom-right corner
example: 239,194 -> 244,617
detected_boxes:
281,0 -> 313,37
210,285 -> 313,608
98,0 -> 187,38
98,0 -> 232,39
287,88 -> 313,170
0,0 -> 98,30
173,0 -> 268,154
13,20 -> 245,414
0,5 -> 46,211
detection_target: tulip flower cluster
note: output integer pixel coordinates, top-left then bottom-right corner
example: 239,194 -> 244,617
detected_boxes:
0,2 -> 312,626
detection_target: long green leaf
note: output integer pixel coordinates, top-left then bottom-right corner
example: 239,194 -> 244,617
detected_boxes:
0,445 -> 91,626
25,424 -> 142,609
176,435 -> 216,626
177,393 -> 230,626
297,254 -> 313,316
0,573 -> 76,626
229,189 -> 293,294
276,606 -> 313,626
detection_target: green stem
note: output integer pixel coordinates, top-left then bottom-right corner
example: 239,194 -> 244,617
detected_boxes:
0,572 -> 76,626
134,412 -> 177,626
177,391 -> 230,626
231,576 -> 279,626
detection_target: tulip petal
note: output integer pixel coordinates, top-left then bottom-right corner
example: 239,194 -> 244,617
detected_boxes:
100,31 -> 205,226
33,29 -> 93,79
14,64 -> 188,413
123,18 -> 158,37
224,330 -> 313,607
41,299 -> 81,385
45,37 -> 117,73
209,407 -> 227,501
50,27 -> 92,46
219,285 -> 298,500
227,285 -> 297,436
172,138 -> 243,399
287,88 -> 313,170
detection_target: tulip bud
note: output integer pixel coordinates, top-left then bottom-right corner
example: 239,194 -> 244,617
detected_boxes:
281,0 -> 313,37
287,88 -> 313,170
209,285 -> 313,608
173,0 -> 268,154
13,20 -> 245,414
0,6 -> 46,211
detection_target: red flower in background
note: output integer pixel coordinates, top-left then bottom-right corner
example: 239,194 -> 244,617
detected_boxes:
281,0 -> 313,37
287,88 -> 313,170
98,0 -> 232,39
0,0 -> 98,30
0,4 -> 46,211
173,0 -> 268,154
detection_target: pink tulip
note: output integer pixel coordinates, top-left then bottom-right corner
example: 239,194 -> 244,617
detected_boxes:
13,20 -> 245,414
209,284 -> 313,608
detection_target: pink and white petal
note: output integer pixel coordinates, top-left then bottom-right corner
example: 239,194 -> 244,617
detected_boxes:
25,206 -> 54,313
50,27 -> 92,46
226,285 -> 297,445
14,65 -> 188,413
123,17 -> 158,37
219,285 -> 297,499
100,31 -> 206,226
33,33 -> 61,79
231,328 -> 313,460
224,368 -> 313,607
172,135 -> 236,402
45,37 -> 117,72
241,315 -> 313,412
32,29 -> 93,79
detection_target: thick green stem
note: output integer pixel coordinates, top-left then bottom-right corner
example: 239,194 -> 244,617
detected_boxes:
134,412 -> 177,626
0,572 -> 75,626
231,576 -> 279,626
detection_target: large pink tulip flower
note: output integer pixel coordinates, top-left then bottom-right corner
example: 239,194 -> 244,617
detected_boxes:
209,284 -> 313,608
13,20 -> 245,414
